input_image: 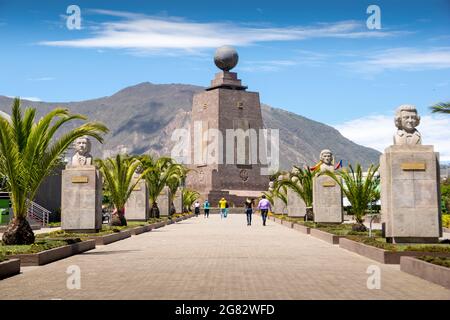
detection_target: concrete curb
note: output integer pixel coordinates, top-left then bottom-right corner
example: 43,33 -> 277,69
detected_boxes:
339,238 -> 450,264
92,230 -> 131,245
0,259 -> 20,280
293,223 -> 311,234
310,228 -> 343,245
9,239 -> 96,266
400,256 -> 450,289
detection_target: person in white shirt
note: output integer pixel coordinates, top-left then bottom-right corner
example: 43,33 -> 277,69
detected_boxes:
194,201 -> 200,217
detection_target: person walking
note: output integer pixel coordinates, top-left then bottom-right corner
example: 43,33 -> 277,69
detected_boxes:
203,199 -> 210,218
218,197 -> 227,219
194,200 -> 200,217
257,194 -> 272,226
224,200 -> 229,218
244,198 -> 254,226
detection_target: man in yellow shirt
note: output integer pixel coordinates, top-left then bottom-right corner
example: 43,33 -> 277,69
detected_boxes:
218,197 -> 227,219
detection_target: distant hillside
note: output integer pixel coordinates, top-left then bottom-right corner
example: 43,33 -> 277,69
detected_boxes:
0,82 -> 381,170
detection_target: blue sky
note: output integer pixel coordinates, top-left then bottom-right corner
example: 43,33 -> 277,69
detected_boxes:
0,0 -> 449,158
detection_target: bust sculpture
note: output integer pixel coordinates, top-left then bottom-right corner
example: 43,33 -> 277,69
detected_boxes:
394,104 -> 422,145
71,136 -> 93,167
319,149 -> 334,173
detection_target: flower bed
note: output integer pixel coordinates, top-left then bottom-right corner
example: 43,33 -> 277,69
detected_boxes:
3,239 -> 96,266
340,237 -> 450,264
400,256 -> 450,289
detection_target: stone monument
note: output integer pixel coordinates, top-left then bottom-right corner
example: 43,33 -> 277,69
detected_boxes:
61,137 -> 102,232
312,149 -> 343,223
185,46 -> 269,205
381,105 -> 441,243
157,186 -> 170,217
287,168 -> 307,217
173,188 -> 183,214
268,180 -> 285,214
124,167 -> 149,221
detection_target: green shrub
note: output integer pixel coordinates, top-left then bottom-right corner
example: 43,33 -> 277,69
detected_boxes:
442,215 -> 450,228
0,240 -> 73,255
418,256 -> 450,268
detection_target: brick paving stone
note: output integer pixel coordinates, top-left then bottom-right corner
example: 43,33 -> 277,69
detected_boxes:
0,214 -> 449,300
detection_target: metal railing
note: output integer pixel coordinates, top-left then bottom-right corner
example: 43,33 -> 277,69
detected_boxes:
26,199 -> 51,227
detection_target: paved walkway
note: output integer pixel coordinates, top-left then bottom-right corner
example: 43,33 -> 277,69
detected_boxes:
1,215 -> 449,299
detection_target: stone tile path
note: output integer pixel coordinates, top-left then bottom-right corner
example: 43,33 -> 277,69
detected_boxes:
1,214 -> 449,299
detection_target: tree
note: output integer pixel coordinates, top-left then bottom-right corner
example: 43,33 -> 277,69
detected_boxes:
430,102 -> 450,114
0,98 -> 108,244
182,189 -> 200,213
166,164 -> 189,215
140,155 -> 185,218
96,154 -> 150,226
277,166 -> 318,220
325,163 -> 380,231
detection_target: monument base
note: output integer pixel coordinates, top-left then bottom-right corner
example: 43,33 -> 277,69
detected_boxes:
380,145 -> 442,242
125,179 -> 149,221
61,165 -> 102,232
157,186 -> 170,216
287,188 -> 306,217
312,175 -> 343,223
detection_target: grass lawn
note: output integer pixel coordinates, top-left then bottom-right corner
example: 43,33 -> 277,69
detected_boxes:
35,216 -> 184,241
0,239 -> 78,256
418,256 -> 450,268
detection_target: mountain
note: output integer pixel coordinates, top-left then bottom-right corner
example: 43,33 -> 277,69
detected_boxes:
0,82 -> 381,170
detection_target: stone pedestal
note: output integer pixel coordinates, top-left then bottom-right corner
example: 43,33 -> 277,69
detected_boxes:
124,179 -> 149,221
173,188 -> 183,214
272,197 -> 285,214
157,186 -> 170,216
287,188 -> 307,217
380,145 -> 442,243
313,175 -> 343,223
61,166 -> 102,232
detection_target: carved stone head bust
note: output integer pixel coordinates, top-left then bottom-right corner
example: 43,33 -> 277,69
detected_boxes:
394,104 -> 422,145
71,136 -> 93,167
319,149 -> 334,172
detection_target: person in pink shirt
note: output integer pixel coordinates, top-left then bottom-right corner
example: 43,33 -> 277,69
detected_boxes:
257,194 -> 272,226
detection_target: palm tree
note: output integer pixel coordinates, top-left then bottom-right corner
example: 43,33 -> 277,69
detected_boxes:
95,154 -> 150,226
140,155 -> 184,218
277,166 -> 318,220
324,163 -> 380,231
430,102 -> 450,114
182,189 -> 200,213
166,164 -> 189,215
0,98 -> 108,244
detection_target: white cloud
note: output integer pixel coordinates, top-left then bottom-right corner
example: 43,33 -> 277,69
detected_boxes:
344,47 -> 450,74
241,60 -> 298,72
333,113 -> 450,161
7,95 -> 42,102
38,10 -> 399,54
27,77 -> 55,81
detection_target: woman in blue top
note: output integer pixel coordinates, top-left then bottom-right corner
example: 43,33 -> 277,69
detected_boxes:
203,200 -> 210,218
